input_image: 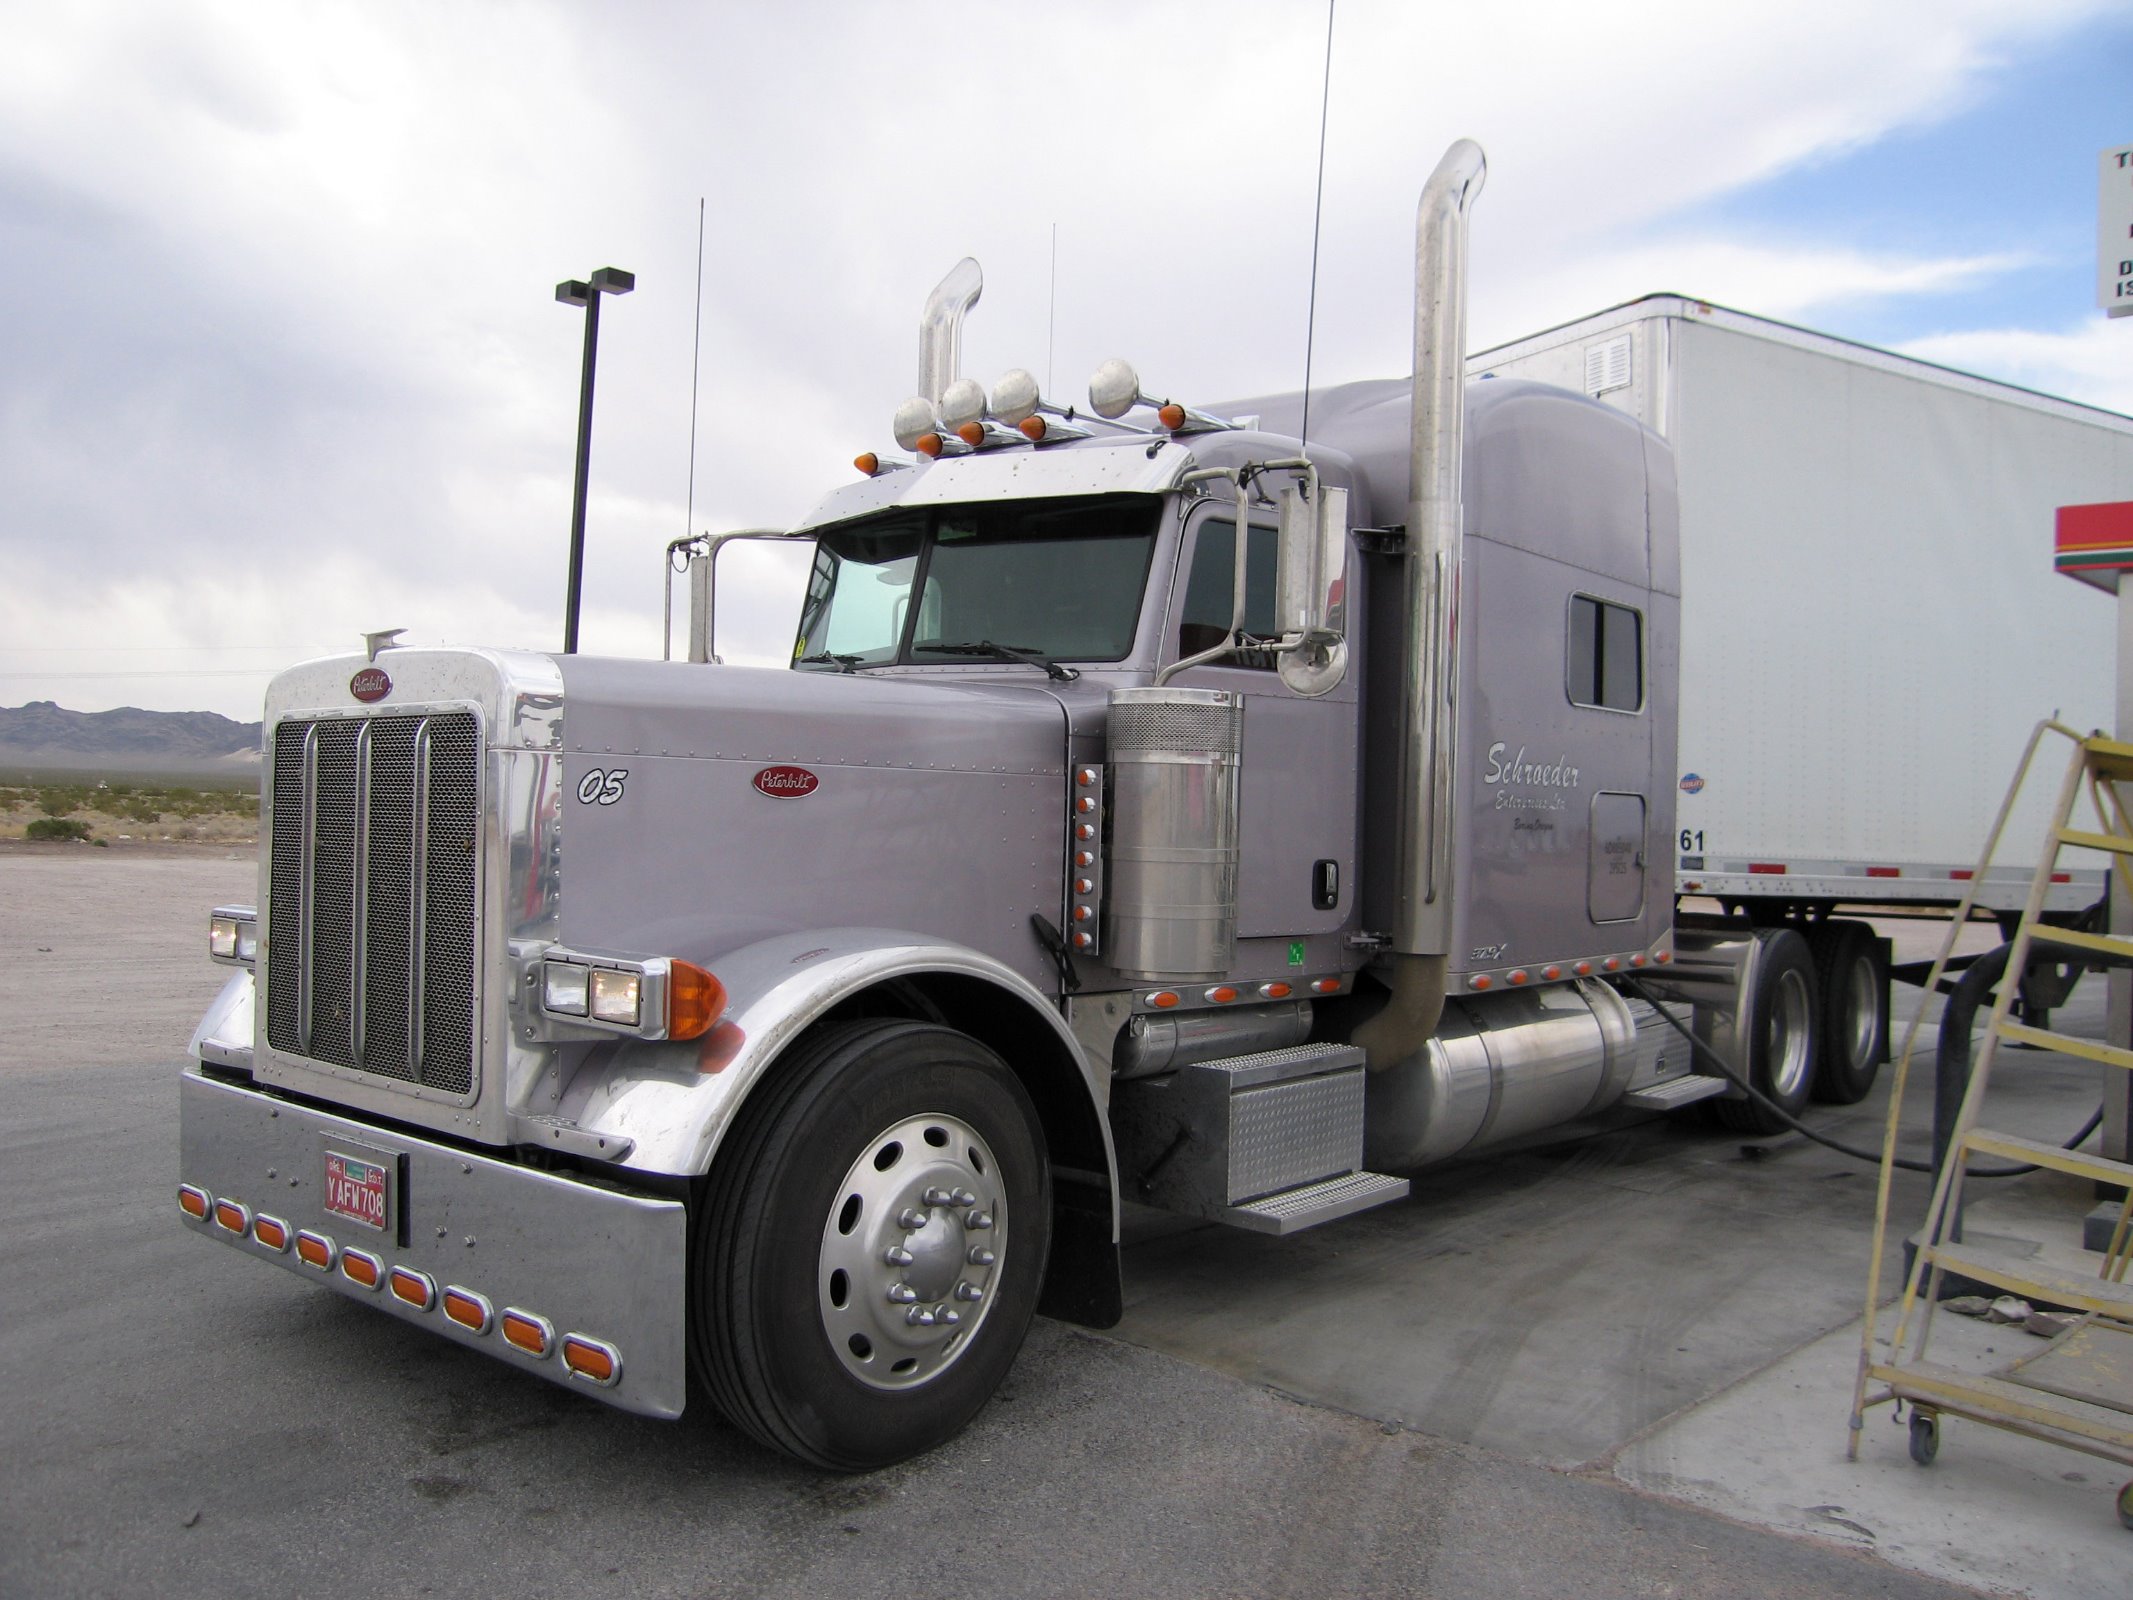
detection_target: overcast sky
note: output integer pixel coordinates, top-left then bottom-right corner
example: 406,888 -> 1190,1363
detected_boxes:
3,0 -> 2130,719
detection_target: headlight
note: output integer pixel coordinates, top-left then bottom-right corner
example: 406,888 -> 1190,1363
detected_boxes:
209,907 -> 258,969
542,961 -> 590,1016
535,951 -> 724,1041
589,970 -> 642,1026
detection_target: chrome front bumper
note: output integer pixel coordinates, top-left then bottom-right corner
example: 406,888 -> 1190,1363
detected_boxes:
177,1067 -> 687,1418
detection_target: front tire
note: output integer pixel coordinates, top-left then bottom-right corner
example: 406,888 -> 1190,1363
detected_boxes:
1710,927 -> 1820,1134
693,1019 -> 1050,1471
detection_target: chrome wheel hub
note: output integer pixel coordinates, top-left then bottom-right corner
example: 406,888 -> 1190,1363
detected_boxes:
818,1112 -> 1006,1390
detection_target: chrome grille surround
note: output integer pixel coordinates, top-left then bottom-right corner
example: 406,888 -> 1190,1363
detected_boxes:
264,710 -> 484,1099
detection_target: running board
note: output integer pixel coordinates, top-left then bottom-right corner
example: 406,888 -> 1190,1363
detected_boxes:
1224,1171 -> 1410,1236
1622,1074 -> 1730,1112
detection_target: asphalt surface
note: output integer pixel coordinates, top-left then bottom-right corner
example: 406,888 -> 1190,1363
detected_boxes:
0,850 -> 2002,1598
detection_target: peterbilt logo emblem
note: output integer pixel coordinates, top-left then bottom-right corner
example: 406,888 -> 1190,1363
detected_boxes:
753,765 -> 820,799
349,667 -> 392,703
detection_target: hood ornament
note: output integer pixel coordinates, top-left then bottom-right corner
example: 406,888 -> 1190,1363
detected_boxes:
363,628 -> 406,663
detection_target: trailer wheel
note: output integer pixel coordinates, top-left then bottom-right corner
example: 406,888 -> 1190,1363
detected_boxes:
1809,921 -> 1887,1105
1709,927 -> 1819,1134
693,1018 -> 1050,1471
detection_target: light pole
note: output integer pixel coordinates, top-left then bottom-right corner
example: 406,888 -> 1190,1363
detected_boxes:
556,266 -> 634,654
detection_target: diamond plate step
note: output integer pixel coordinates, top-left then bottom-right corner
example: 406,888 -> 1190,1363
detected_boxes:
1622,1074 -> 1730,1112
1223,1171 -> 1409,1236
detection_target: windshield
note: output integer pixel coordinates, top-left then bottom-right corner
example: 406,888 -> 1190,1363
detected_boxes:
793,494 -> 1160,671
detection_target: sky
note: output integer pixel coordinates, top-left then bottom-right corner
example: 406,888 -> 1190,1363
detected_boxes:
2,0 -> 2130,720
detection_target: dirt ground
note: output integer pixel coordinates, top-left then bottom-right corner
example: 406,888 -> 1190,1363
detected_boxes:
0,844 -> 256,1072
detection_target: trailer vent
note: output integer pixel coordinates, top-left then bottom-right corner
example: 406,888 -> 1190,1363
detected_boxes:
263,712 -> 482,1097
1584,334 -> 1633,397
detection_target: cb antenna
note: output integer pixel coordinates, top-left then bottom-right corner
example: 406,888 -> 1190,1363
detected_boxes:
1299,0 -> 1335,451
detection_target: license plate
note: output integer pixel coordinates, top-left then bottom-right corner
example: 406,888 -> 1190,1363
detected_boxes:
324,1149 -> 392,1232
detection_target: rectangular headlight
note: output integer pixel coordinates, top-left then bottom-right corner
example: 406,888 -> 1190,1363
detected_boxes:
542,961 -> 590,1016
209,906 -> 258,968
589,969 -> 643,1026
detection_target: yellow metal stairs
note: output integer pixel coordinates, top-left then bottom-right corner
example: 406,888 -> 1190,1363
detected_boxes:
1849,726 -> 2133,1529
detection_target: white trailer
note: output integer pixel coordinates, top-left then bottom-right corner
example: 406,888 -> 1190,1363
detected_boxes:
1472,297 -> 2133,916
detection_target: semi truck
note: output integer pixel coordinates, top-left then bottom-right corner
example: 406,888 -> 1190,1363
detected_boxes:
178,140 -> 2133,1471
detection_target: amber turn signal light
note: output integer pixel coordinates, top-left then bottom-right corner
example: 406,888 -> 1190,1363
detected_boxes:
666,959 -> 726,1042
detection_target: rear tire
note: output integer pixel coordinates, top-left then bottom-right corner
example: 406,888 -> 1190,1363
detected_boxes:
1809,921 -> 1887,1105
692,1018 -> 1050,1471
1710,927 -> 1820,1134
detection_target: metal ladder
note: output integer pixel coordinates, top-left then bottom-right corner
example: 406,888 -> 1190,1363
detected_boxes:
1848,724 -> 2133,1528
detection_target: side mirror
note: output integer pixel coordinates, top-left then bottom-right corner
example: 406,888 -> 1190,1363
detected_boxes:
1274,483 -> 1349,696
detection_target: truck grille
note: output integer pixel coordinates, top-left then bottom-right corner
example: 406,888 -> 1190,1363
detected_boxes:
264,712 -> 482,1096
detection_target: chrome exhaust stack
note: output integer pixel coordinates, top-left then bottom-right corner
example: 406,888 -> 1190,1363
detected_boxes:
1353,138 -> 1485,1073
917,257 -> 983,406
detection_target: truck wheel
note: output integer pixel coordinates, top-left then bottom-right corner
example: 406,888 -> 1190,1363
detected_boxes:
1710,927 -> 1819,1134
1809,921 -> 1887,1105
693,1018 -> 1050,1471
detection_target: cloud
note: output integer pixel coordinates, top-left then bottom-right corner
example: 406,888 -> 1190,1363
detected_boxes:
1,0 -> 2121,716
1897,319 -> 2133,417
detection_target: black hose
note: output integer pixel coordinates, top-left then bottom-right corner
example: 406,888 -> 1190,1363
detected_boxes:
1621,973 -> 2102,1179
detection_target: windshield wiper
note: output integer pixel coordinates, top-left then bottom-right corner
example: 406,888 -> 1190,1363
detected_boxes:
797,652 -> 863,673
911,640 -> 1080,682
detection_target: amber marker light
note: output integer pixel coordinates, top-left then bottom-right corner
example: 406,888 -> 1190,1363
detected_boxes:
1655,951 -> 1672,964
1470,975 -> 1493,991
1019,416 -> 1047,441
1603,957 -> 1621,972
1542,966 -> 1563,981
1310,978 -> 1341,995
390,1267 -> 437,1311
562,1334 -> 622,1387
1508,970 -> 1528,985
177,1185 -> 211,1221
854,452 -> 881,476
916,433 -> 944,458
1148,991 -> 1180,1009
295,1231 -> 337,1272
443,1287 -> 494,1335
1157,403 -> 1186,430
1261,982 -> 1292,999
501,1309 -> 554,1358
1072,931 -> 1093,950
1206,986 -> 1239,1004
1575,961 -> 1593,976
252,1215 -> 290,1252
341,1249 -> 383,1290
666,959 -> 726,1043
956,422 -> 985,446
213,1199 -> 249,1235
1072,905 -> 1093,923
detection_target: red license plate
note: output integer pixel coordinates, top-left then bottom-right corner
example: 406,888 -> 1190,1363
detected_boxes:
324,1150 -> 391,1232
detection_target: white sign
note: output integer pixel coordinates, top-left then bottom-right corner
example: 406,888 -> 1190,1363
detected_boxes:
2104,143 -> 2133,319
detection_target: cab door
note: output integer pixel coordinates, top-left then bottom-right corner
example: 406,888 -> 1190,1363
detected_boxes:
1165,506 -> 1359,938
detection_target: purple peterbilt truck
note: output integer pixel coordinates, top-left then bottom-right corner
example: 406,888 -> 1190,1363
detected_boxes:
177,143 -> 1877,1470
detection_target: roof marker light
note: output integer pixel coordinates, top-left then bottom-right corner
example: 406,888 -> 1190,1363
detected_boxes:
916,433 -> 944,459
854,452 -> 882,476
